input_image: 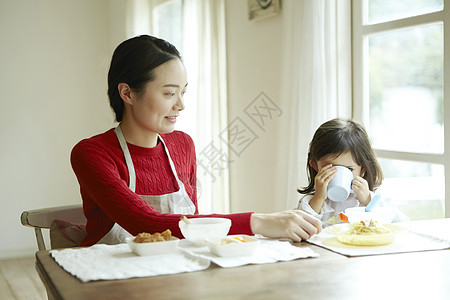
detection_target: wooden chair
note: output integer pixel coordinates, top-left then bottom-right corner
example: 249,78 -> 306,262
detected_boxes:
21,204 -> 86,251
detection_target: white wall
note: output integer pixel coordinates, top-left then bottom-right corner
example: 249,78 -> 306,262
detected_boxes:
0,0 -> 287,258
0,0 -> 121,258
225,0 -> 284,213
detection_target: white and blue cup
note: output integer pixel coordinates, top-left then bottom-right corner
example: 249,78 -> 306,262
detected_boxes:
327,166 -> 354,202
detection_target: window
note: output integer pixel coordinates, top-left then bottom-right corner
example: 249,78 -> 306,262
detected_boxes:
152,0 -> 183,52
352,0 -> 448,220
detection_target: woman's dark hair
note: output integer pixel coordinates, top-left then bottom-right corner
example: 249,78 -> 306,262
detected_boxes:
107,35 -> 181,122
298,118 -> 383,195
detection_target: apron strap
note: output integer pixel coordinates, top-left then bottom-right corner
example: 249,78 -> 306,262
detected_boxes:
114,126 -> 137,192
157,134 -> 186,191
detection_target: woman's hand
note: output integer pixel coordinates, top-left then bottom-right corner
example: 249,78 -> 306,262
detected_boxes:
352,176 -> 370,206
250,210 -> 322,242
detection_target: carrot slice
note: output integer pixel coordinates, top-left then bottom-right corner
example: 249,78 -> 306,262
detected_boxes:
339,213 -> 348,223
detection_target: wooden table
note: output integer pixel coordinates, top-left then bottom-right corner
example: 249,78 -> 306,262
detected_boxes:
35,221 -> 450,300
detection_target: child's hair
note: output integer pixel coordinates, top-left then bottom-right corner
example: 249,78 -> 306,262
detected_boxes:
298,118 -> 383,195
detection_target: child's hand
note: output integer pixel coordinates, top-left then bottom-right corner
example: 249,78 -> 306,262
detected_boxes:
310,165 -> 337,213
352,176 -> 370,206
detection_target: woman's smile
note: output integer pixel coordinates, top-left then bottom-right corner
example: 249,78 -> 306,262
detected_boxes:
165,115 -> 178,123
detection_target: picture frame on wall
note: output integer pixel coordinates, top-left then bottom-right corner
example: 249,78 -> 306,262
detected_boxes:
248,0 -> 281,21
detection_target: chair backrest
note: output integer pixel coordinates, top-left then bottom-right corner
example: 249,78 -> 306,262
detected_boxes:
21,204 -> 86,251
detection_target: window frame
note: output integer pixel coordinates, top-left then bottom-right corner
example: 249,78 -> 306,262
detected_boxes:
351,1 -> 450,218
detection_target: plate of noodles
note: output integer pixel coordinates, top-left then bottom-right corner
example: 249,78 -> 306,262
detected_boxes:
325,220 -> 400,246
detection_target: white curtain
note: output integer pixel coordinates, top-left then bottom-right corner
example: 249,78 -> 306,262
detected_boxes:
123,0 -> 229,214
182,0 -> 230,214
273,0 -> 352,212
125,0 -> 152,37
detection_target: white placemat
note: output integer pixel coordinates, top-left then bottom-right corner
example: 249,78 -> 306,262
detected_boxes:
50,239 -> 319,282
308,222 -> 450,257
50,244 -> 211,282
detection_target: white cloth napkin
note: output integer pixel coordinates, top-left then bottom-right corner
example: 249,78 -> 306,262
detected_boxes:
50,239 -> 319,282
179,239 -> 319,268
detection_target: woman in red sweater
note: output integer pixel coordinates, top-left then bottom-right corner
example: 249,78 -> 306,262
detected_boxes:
71,35 -> 321,246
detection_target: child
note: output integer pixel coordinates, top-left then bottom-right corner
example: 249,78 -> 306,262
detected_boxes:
297,118 -> 408,224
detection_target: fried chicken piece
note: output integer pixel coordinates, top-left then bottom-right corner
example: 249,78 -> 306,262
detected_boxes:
133,229 -> 172,243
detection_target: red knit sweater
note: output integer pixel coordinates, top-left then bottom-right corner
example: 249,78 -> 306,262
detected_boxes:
71,129 -> 253,246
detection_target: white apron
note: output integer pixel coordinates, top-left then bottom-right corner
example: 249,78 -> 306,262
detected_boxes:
97,126 -> 196,245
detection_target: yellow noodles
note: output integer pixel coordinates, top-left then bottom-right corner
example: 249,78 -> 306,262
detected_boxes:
346,220 -> 392,235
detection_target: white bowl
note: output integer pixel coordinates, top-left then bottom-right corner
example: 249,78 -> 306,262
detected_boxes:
178,217 -> 231,246
344,207 -> 394,224
126,236 -> 180,256
206,235 -> 259,257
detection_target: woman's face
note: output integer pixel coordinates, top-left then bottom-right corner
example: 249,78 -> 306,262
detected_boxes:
128,58 -> 187,135
314,151 -> 364,178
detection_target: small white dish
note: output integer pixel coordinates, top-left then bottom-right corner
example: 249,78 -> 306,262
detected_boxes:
206,235 -> 260,257
178,217 -> 231,246
126,236 -> 180,256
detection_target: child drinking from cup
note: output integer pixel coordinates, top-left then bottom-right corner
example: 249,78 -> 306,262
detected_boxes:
297,118 -> 408,224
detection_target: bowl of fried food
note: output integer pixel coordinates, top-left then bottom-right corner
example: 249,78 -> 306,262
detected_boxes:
126,229 -> 180,256
179,216 -> 231,246
206,235 -> 259,257
326,220 -> 398,246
